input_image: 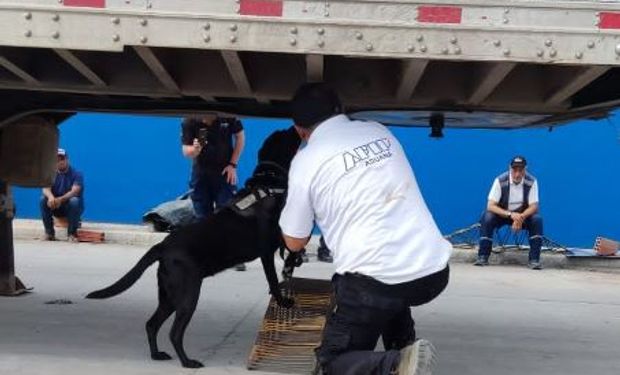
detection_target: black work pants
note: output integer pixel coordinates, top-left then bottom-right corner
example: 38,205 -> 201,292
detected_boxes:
317,266 -> 450,375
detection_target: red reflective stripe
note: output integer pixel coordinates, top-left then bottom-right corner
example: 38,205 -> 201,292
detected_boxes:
63,0 -> 105,8
239,0 -> 283,17
599,12 -> 620,29
418,6 -> 462,24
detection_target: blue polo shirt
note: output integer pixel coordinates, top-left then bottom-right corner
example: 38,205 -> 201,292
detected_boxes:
52,166 -> 84,198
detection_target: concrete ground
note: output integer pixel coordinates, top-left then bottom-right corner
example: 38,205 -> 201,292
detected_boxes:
1,240 -> 619,375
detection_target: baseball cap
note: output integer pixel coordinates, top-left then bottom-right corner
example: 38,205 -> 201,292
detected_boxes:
510,156 -> 527,168
57,148 -> 67,157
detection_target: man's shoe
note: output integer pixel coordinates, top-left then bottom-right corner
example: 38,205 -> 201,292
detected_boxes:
317,252 -> 333,263
528,261 -> 543,270
68,235 -> 79,243
397,339 -> 436,375
235,263 -> 247,271
300,250 -> 309,263
473,256 -> 489,266
43,233 -> 56,241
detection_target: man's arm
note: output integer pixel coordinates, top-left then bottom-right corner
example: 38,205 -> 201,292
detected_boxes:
282,234 -> 311,252
57,184 -> 82,203
42,187 -> 54,200
230,130 -> 245,166
182,140 -> 202,158
487,200 -> 511,219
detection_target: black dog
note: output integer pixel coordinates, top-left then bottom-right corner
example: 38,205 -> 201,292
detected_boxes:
86,127 -> 301,368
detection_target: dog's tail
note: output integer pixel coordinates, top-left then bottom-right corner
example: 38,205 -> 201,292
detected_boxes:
86,244 -> 162,299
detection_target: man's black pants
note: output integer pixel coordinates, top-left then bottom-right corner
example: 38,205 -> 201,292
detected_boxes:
317,266 -> 449,375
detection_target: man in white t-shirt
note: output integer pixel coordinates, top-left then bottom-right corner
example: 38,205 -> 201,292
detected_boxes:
279,83 -> 452,375
474,156 -> 544,269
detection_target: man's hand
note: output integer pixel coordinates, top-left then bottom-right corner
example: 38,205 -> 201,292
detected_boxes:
511,212 -> 525,231
222,165 -> 237,185
191,138 -> 203,157
46,197 -> 56,209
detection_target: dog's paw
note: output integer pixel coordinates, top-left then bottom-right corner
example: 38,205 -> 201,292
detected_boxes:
151,351 -> 172,361
277,296 -> 295,309
182,359 -> 204,368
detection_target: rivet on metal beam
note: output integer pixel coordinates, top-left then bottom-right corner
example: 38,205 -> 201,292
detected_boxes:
575,52 -> 583,59
236,6 -> 241,14
203,34 -> 210,43
52,14 -> 60,22
416,35 -> 423,42
52,31 -> 60,39
441,47 -> 448,54
290,38 -> 297,46
112,17 -> 120,25
290,27 -> 298,34
317,28 -> 325,35
587,41 -> 595,49
140,36 -> 148,44
366,43 -> 373,51
203,23 -> 210,30
536,49 -> 544,57
230,24 -> 238,32
450,36 -> 457,44
355,32 -> 363,40
24,30 -> 32,37
113,34 -> 120,42
420,45 -> 427,53
503,48 -> 510,56
140,19 -> 148,26
454,47 -> 461,54
545,39 -> 553,47
230,35 -> 237,43
318,40 -> 325,47
408,45 -> 415,52
504,8 -> 510,14
502,18 -> 509,24
493,40 -> 501,47
615,44 -> 620,55
24,12 -> 32,20
549,48 -> 557,57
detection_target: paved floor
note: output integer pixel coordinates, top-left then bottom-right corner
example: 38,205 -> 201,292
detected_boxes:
1,240 -> 619,375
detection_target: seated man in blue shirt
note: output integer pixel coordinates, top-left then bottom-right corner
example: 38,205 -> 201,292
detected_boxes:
40,148 -> 84,242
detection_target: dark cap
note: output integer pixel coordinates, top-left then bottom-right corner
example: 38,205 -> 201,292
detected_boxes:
291,83 -> 342,128
510,156 -> 527,168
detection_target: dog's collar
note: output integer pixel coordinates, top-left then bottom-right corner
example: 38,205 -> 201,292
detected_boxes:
233,187 -> 286,211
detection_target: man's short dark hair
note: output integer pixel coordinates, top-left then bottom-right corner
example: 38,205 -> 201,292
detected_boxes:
291,83 -> 342,129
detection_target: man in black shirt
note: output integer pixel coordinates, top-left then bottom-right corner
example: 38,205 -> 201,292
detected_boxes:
181,114 -> 245,219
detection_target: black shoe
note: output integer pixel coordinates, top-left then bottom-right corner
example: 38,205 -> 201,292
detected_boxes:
317,252 -> 333,263
528,261 -> 543,270
300,250 -> 309,263
235,263 -> 247,271
473,256 -> 489,266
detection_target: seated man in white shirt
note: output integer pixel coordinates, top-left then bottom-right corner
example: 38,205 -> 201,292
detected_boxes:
474,156 -> 544,269
279,83 -> 452,375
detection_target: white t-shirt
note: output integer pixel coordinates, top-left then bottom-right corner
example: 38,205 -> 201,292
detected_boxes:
487,172 -> 539,211
279,115 -> 452,284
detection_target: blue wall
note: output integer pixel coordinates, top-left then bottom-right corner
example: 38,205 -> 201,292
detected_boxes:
12,113 -> 620,247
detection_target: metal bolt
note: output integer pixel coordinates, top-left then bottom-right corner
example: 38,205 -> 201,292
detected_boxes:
230,35 -> 237,43
355,32 -> 363,40
113,34 -> 120,42
420,45 -> 427,53
450,36 -> 457,44
503,48 -> 510,56
24,12 -> 32,20
203,34 -> 210,43
140,19 -> 148,26
408,45 -> 415,52
24,30 -> 32,37
587,41 -> 595,49
290,27 -> 297,34
52,14 -> 60,22
502,18 -> 509,24
549,48 -> 557,57
203,23 -> 210,30
317,28 -> 325,35
536,49 -> 544,57
318,40 -> 325,47
493,40 -> 501,47
504,8 -> 510,14
615,44 -> 620,55
454,47 -> 462,54
575,52 -> 583,59
441,47 -> 449,54
545,39 -> 552,47
324,10 -> 330,17
52,31 -> 60,39
416,35 -> 423,42
366,43 -> 373,51
230,24 -> 237,32
290,38 -> 297,46
140,36 -> 148,44
112,17 -> 120,25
